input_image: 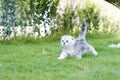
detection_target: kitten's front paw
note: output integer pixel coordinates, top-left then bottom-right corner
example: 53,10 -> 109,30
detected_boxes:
57,52 -> 67,60
94,52 -> 98,56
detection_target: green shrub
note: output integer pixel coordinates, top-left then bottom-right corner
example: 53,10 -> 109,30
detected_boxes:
56,4 -> 100,33
77,4 -> 100,32
63,8 -> 74,31
1,0 -> 59,26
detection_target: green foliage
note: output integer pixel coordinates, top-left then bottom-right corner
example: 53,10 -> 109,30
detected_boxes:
63,8 -> 74,30
50,0 -> 59,18
77,5 -> 100,32
1,0 -> 15,36
56,3 -> 100,33
35,0 -> 59,17
0,2 -> 2,25
2,0 -> 15,26
0,0 -> 59,26
31,0 -> 59,25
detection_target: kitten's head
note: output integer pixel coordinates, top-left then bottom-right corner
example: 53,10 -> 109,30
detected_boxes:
60,35 -> 75,47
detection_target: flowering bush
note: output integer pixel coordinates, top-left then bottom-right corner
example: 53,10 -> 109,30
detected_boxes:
0,0 -> 59,39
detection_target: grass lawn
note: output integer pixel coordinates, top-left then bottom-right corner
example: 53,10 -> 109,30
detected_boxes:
0,33 -> 120,80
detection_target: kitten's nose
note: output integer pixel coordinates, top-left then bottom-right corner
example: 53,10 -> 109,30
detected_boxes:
63,43 -> 65,45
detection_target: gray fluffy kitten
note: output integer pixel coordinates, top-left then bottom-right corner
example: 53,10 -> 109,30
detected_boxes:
58,19 -> 98,60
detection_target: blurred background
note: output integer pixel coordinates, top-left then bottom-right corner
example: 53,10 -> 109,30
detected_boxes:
0,0 -> 120,40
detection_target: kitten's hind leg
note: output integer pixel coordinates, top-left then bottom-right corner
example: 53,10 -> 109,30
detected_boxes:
57,52 -> 68,60
89,45 -> 98,56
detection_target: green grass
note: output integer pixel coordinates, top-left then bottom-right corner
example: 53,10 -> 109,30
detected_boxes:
0,33 -> 120,80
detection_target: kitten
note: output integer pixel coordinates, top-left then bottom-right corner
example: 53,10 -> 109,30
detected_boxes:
58,19 -> 98,60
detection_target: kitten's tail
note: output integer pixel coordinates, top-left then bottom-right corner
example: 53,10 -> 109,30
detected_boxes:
78,19 -> 87,39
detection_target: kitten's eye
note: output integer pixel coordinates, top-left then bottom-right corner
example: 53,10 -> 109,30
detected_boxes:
61,40 -> 64,42
66,40 -> 68,42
